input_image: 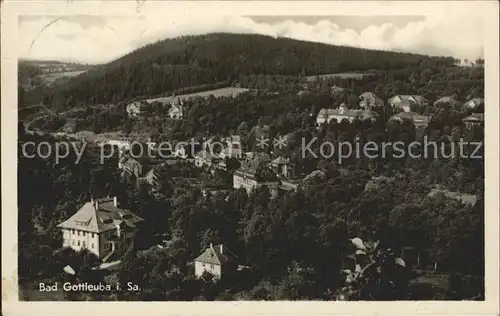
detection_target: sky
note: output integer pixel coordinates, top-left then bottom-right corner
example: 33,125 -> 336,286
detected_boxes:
18,8 -> 485,65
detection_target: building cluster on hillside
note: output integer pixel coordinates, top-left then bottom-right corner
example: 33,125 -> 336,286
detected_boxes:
54,84 -> 484,282
315,92 -> 484,131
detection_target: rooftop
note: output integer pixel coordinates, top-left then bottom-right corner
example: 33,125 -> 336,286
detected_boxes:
194,244 -> 237,265
57,197 -> 143,233
462,113 -> 485,122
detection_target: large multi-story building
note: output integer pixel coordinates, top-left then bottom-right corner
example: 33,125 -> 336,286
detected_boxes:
316,104 -> 378,125
233,155 -> 279,197
57,197 -> 143,262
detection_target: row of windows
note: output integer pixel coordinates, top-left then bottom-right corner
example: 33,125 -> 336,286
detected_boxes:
71,229 -> 95,238
71,240 -> 95,249
202,263 -> 215,269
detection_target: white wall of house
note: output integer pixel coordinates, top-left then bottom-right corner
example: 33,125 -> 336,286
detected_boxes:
194,261 -> 222,278
62,228 -> 101,257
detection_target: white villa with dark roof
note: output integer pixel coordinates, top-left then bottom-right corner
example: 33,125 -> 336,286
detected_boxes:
57,197 -> 143,261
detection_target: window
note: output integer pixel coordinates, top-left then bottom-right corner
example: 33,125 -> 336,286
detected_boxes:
92,233 -> 94,238
77,241 -> 80,246
77,231 -> 80,236
210,264 -> 214,269
83,231 -> 86,236
72,230 -> 75,235
72,240 -> 75,246
82,241 -> 86,248
91,243 -> 94,249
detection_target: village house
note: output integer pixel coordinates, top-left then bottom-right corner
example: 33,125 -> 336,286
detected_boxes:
173,143 -> 189,159
126,101 -> 151,118
168,97 -> 184,119
118,156 -> 143,178
462,113 -> 484,129
316,103 -> 379,125
193,243 -> 237,279
220,135 -> 243,159
463,98 -> 484,110
389,112 -> 431,129
233,156 -> 280,197
269,156 -> 294,179
359,92 -> 384,109
388,95 -> 428,112
57,197 -> 143,262
138,167 -> 161,191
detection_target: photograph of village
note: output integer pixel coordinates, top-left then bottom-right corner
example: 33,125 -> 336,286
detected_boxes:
17,11 -> 485,301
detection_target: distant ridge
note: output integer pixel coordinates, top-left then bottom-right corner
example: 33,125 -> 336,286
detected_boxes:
21,32 -> 456,110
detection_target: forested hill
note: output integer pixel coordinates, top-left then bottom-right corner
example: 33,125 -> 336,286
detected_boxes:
29,33 -> 455,109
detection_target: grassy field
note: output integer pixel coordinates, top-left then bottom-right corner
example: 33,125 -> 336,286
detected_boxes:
42,70 -> 86,85
306,72 -> 374,81
147,87 -> 250,105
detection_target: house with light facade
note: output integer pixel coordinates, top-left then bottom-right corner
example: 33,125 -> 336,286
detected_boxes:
57,197 -> 143,262
359,92 -> 384,109
193,243 -> 237,279
233,155 -> 280,197
316,103 -> 378,125
168,97 -> 184,119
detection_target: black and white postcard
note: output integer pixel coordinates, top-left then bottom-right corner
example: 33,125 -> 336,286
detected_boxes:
2,1 -> 499,315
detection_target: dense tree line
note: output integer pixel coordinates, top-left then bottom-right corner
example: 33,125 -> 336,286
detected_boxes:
19,33 -> 457,110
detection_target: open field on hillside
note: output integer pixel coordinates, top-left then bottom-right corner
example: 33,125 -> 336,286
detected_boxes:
42,70 -> 87,84
306,72 -> 375,81
146,87 -> 250,105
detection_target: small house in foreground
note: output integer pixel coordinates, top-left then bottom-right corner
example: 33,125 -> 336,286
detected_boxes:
193,244 -> 237,279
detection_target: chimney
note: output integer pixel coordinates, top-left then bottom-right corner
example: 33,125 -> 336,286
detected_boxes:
210,243 -> 214,251
219,244 -> 223,255
113,196 -> 118,207
94,200 -> 99,210
90,197 -> 94,204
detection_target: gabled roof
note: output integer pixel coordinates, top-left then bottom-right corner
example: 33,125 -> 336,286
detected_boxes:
389,95 -> 426,105
434,96 -> 456,105
236,155 -> 278,182
169,104 -> 183,113
121,157 -> 142,168
271,156 -> 289,165
462,113 -> 484,122
194,244 -> 237,265
57,197 -> 143,233
464,98 -> 484,108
